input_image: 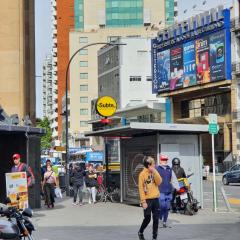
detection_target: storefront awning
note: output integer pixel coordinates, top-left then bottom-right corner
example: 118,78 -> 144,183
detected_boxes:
85,122 -> 209,137
0,124 -> 45,135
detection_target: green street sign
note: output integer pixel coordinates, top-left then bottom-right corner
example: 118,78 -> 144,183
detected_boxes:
208,123 -> 219,134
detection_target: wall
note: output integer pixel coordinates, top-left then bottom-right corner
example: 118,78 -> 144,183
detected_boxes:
0,0 -> 35,122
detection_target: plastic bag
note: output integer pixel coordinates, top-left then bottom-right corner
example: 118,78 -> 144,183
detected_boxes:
55,187 -> 62,198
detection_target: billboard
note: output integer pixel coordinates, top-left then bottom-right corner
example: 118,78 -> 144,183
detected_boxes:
170,46 -> 183,90
152,8 -> 231,93
183,41 -> 196,88
210,30 -> 226,81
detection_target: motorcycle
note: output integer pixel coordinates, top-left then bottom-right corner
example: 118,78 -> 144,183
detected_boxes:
0,198 -> 35,240
175,173 -> 199,215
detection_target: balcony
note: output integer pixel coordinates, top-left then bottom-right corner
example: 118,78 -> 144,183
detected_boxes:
51,121 -> 58,129
51,112 -> 58,120
52,130 -> 58,138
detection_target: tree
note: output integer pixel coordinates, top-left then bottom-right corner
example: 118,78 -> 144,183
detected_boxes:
36,117 -> 52,149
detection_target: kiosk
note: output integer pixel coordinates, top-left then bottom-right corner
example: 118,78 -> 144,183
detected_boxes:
86,122 -> 208,207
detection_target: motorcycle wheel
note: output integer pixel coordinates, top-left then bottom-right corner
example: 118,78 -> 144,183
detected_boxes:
185,202 -> 194,216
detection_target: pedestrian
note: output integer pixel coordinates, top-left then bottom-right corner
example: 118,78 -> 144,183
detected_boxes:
171,158 -> 186,212
85,164 -> 97,204
43,165 -> 56,208
71,162 -> 85,206
156,155 -> 179,228
138,156 -> 162,240
41,159 -> 52,203
11,153 -> 35,187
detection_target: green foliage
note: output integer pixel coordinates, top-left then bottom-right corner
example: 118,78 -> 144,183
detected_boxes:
36,117 -> 52,149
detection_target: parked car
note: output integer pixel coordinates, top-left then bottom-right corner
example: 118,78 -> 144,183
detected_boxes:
222,164 -> 240,185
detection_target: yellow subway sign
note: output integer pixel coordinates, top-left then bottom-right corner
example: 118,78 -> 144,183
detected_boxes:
96,96 -> 117,117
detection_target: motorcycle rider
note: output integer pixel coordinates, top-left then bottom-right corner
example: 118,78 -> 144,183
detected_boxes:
156,155 -> 179,228
171,157 -> 186,212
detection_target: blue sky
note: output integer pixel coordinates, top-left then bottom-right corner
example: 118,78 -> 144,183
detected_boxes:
34,0 -> 233,118
35,0 -> 52,118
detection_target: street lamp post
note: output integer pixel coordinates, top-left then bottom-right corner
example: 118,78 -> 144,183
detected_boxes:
64,42 -> 126,196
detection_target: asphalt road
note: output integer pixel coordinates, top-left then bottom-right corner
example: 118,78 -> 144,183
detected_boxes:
203,177 -> 240,212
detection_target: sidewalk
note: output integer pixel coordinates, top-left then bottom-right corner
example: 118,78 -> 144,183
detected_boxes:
33,197 -> 240,240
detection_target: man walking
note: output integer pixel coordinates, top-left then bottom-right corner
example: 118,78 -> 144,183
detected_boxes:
11,153 -> 35,187
157,155 -> 179,228
138,156 -> 162,240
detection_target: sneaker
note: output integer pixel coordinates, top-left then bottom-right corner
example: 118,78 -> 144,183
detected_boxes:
79,203 -> 83,206
72,202 -> 78,206
88,200 -> 92,204
138,232 -> 145,240
163,222 -> 167,228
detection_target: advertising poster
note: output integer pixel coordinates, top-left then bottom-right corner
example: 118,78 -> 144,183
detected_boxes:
170,45 -> 184,90
210,30 -> 226,82
183,41 -> 196,88
5,172 -> 28,209
156,49 -> 170,92
196,36 -> 210,84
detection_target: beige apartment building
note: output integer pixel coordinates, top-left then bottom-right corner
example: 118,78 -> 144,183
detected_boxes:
0,0 -> 36,122
67,0 -> 172,145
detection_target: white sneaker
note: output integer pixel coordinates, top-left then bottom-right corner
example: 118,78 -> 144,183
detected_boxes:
72,202 -> 78,206
88,200 -> 92,204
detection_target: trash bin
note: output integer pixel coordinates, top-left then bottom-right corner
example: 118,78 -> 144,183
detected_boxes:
59,172 -> 66,189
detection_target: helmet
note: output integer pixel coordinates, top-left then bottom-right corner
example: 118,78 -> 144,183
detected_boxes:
143,156 -> 155,168
172,157 -> 180,166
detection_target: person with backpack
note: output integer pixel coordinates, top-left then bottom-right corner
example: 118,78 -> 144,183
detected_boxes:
11,153 -> 35,187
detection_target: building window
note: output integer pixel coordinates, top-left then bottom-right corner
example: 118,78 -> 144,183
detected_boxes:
130,76 -> 141,81
80,61 -> 88,67
80,108 -> 88,115
80,97 -> 88,103
80,73 -> 88,79
80,121 -> 88,127
79,37 -> 88,43
146,76 -> 152,81
181,93 -> 231,119
79,49 -> 88,55
80,84 -> 88,91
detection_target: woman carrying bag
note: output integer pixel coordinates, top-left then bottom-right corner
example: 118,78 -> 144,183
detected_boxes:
43,165 -> 57,208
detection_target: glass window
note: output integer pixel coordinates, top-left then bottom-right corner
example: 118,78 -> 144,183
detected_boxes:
80,84 -> 88,91
80,97 -> 88,103
79,37 -> 88,43
80,73 -> 88,79
79,49 -> 88,55
231,165 -> 240,171
80,61 -> 88,67
80,108 -> 88,115
130,76 -> 141,81
80,121 -> 88,127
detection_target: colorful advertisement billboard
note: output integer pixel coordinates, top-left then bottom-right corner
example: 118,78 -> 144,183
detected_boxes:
183,41 -> 196,88
151,9 -> 231,93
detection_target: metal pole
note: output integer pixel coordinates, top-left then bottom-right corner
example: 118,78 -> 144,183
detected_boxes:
212,134 -> 217,212
64,42 -> 126,196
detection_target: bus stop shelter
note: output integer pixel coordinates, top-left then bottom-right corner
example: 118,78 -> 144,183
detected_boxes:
85,122 -> 209,207
0,124 -> 45,208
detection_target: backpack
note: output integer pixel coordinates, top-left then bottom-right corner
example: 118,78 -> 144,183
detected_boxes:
18,163 -> 35,187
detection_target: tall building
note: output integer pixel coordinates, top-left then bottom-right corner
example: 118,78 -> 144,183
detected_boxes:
66,0 -> 172,146
0,0 -> 35,122
56,0 -> 74,142
42,55 -> 53,118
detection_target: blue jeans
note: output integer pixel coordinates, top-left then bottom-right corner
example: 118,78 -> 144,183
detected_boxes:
159,193 -> 172,223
